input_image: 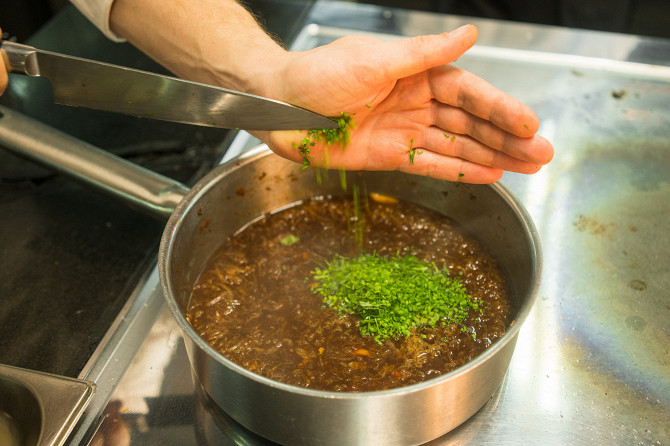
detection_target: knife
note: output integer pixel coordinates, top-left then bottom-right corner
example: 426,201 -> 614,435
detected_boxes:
0,40 -> 338,131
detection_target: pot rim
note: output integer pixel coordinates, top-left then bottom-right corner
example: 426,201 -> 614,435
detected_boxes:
158,146 -> 542,400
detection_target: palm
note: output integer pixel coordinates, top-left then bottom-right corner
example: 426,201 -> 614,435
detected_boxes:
258,29 -> 553,184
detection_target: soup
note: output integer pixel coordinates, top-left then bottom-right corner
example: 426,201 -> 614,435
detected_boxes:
186,195 -> 511,392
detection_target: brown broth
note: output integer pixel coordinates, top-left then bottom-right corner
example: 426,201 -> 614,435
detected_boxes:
186,195 -> 511,392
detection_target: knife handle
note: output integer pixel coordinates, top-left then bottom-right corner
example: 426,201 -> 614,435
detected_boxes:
0,40 -> 38,76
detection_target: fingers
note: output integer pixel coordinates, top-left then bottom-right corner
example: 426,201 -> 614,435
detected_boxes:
422,126 -> 543,174
432,104 -> 554,165
0,28 -> 8,96
0,65 -> 7,95
398,148 -> 504,184
362,25 -> 478,83
396,117 -> 551,183
428,64 -> 540,138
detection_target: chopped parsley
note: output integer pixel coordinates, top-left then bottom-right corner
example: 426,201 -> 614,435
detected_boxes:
409,138 -> 423,164
280,234 -> 300,246
294,112 -> 354,171
310,252 -> 483,343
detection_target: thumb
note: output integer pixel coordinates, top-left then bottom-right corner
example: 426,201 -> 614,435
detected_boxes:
373,25 -> 478,82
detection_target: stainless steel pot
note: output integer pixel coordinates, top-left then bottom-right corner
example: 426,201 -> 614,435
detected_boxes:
0,105 -> 541,446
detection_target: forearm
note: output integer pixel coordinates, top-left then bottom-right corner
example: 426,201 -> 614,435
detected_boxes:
109,0 -> 288,96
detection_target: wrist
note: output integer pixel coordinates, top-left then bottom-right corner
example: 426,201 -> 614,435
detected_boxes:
209,42 -> 291,98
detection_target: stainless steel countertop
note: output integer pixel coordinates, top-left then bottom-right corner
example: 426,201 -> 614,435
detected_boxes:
81,2 -> 670,445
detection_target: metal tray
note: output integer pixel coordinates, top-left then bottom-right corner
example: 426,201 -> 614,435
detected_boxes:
0,364 -> 94,446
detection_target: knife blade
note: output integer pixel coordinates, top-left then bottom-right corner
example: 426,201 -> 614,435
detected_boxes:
1,40 -> 338,131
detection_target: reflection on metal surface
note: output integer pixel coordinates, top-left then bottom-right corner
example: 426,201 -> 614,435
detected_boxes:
194,371 -> 509,446
88,2 -> 669,445
194,376 -> 278,446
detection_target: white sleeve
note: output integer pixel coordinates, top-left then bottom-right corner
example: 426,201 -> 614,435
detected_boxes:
69,0 -> 126,42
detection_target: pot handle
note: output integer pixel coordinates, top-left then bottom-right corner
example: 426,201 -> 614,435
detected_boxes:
0,105 -> 189,219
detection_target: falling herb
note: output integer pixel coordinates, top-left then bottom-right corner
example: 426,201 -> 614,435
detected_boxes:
366,104 -> 371,108
409,138 -> 423,164
295,112 -> 355,171
339,169 -> 347,191
293,137 -> 315,171
311,252 -> 483,343
351,184 -> 365,249
459,173 -> 465,178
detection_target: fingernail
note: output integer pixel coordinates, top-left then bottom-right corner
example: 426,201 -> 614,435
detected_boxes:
450,24 -> 472,38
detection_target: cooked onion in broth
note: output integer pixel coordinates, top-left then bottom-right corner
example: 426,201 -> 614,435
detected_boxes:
186,195 -> 512,392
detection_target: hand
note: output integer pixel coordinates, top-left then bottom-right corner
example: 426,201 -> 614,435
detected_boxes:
255,25 -> 554,184
0,27 -> 8,96
108,0 -> 552,184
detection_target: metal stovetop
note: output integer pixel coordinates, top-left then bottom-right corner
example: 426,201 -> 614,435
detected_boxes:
71,1 -> 669,445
